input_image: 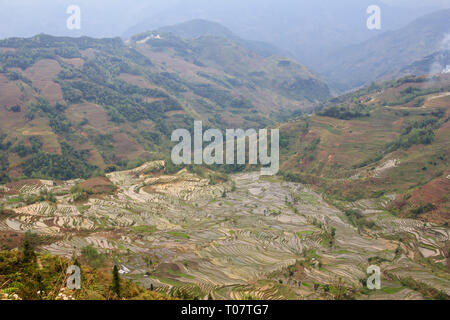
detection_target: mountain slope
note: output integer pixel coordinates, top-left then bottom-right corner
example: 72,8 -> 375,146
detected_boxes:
400,51 -> 450,76
125,0 -> 450,71
279,74 -> 450,224
319,9 -> 450,91
0,33 -> 329,181
156,19 -> 285,58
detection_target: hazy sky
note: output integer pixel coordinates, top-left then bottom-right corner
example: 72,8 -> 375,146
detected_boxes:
382,0 -> 449,6
0,0 -> 448,68
0,0 -> 448,38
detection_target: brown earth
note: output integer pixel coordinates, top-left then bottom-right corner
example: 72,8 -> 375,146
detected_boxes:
112,132 -> 144,161
0,74 -> 22,107
392,173 -> 450,224
66,102 -> 110,130
5,179 -> 43,194
0,231 -> 24,250
79,177 -> 115,194
23,59 -> 63,105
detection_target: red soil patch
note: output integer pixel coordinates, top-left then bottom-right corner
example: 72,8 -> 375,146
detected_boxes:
393,174 -> 450,224
220,114 -> 245,127
409,176 -> 449,206
7,166 -> 23,180
66,102 -> 109,129
23,59 -> 63,105
24,139 -> 32,149
436,120 -> 450,135
425,95 -> 450,108
0,74 -> 22,107
0,231 -> 25,250
165,110 -> 186,116
5,179 -> 42,194
79,177 -> 115,194
143,97 -> 165,103
394,117 -> 404,127
87,149 -> 106,168
112,132 -> 144,160
316,150 -> 331,163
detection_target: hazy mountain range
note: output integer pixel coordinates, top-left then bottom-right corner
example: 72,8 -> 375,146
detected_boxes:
318,9 -> 450,91
1,1 -> 449,92
151,10 -> 450,91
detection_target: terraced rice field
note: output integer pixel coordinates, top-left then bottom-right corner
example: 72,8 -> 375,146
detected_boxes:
0,161 -> 448,299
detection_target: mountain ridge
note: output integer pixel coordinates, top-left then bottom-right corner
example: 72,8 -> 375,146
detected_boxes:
319,9 -> 450,91
155,19 -> 288,58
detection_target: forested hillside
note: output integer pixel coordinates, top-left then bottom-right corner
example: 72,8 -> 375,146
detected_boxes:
0,33 -> 329,182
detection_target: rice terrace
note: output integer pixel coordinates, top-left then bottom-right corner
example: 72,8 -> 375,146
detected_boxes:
0,0 -> 449,303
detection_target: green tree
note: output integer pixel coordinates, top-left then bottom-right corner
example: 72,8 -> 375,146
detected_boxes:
111,265 -> 121,298
22,238 -> 35,263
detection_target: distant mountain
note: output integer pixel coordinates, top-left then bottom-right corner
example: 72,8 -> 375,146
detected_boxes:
400,50 -> 450,76
158,19 -> 236,40
0,33 -> 329,181
125,0 -> 449,72
156,19 -> 285,58
319,9 -> 450,91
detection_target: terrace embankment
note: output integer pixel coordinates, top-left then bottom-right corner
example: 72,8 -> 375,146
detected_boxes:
1,161 -> 449,299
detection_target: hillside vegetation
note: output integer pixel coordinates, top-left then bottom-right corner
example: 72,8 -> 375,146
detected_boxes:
0,233 -> 168,300
0,33 -> 329,182
279,74 -> 450,224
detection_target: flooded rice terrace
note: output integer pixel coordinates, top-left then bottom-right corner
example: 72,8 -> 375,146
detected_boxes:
1,161 -> 449,299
